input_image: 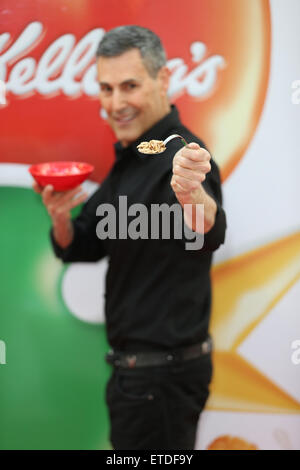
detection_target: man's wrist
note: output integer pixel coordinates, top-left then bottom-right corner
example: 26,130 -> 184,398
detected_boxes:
176,185 -> 217,233
52,215 -> 74,249
52,212 -> 70,228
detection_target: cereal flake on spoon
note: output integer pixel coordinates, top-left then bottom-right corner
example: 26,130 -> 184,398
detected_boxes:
137,134 -> 188,155
137,139 -> 166,154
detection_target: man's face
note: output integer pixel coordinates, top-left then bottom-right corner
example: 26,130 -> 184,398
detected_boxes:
97,49 -> 170,147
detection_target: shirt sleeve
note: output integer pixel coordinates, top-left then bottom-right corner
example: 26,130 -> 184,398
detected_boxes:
200,158 -> 227,251
49,186 -> 108,263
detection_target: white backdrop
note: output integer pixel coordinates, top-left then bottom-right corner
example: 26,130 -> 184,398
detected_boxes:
196,0 -> 300,450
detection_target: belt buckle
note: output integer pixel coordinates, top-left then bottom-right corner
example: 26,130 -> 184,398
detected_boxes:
125,354 -> 137,368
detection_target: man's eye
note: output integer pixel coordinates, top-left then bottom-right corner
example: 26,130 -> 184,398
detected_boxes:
125,83 -> 137,90
100,85 -> 112,93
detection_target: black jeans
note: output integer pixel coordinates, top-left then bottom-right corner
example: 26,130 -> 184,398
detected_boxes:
105,353 -> 213,450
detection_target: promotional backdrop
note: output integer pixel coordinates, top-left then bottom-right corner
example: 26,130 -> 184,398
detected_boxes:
0,0 -> 299,450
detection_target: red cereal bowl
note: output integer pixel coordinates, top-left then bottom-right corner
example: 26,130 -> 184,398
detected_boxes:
28,161 -> 94,191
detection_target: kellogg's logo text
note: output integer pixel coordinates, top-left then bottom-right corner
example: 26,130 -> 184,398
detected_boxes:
0,22 -> 225,105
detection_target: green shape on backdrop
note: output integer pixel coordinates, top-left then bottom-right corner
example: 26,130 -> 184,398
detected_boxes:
0,187 -> 111,450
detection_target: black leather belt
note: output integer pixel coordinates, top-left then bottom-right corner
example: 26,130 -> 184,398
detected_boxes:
105,337 -> 212,369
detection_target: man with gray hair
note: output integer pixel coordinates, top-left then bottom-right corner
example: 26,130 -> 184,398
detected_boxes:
34,25 -> 226,449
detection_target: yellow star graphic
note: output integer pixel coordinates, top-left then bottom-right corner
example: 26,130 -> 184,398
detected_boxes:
208,231 -> 300,413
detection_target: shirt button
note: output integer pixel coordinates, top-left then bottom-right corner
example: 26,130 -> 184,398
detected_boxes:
167,354 -> 173,361
148,394 -> 154,400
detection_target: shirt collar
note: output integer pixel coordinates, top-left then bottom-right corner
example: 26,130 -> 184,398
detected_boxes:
114,104 -> 181,161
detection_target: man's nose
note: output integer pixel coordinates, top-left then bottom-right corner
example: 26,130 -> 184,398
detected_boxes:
111,89 -> 125,113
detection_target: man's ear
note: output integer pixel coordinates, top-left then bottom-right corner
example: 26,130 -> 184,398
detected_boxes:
158,66 -> 170,94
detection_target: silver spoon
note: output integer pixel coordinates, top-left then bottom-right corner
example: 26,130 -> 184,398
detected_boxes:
163,134 -> 188,147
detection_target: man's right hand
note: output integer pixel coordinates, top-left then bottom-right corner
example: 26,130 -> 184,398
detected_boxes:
33,182 -> 88,248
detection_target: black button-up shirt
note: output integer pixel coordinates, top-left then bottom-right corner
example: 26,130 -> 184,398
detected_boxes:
50,105 -> 226,352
